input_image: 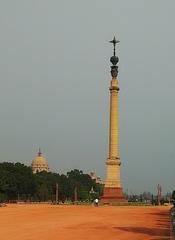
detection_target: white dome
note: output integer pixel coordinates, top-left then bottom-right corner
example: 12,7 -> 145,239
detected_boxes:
31,150 -> 49,173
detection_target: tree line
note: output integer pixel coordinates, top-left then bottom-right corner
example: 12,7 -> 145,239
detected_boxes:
0,162 -> 103,202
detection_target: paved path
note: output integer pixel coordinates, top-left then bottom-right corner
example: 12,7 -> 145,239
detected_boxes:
0,204 -> 170,240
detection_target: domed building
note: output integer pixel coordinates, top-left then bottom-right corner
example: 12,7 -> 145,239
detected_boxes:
31,149 -> 49,173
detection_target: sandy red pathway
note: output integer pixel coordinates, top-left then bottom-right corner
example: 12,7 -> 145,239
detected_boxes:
0,205 -> 170,240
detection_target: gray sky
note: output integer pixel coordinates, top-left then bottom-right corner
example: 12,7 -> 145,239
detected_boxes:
0,0 -> 175,194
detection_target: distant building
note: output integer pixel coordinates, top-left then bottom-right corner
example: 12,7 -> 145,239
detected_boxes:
31,149 -> 49,173
90,171 -> 103,184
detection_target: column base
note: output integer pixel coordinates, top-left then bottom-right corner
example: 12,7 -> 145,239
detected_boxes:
100,187 -> 127,203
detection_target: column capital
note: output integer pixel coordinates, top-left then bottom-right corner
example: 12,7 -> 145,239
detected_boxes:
106,158 -> 121,166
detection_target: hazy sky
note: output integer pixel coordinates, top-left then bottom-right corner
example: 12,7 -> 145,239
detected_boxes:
0,0 -> 175,194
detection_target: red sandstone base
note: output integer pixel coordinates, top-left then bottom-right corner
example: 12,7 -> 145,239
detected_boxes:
101,187 -> 127,203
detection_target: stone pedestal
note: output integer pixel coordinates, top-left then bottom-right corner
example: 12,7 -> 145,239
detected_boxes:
101,187 -> 126,203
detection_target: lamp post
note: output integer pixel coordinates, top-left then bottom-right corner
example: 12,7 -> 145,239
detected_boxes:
56,183 -> 59,204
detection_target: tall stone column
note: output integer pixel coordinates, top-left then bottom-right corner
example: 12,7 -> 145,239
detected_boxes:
101,37 -> 126,203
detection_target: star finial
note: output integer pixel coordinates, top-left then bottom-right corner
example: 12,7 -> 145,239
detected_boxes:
109,36 -> 120,56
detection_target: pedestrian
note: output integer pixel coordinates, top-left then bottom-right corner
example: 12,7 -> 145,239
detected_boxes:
94,198 -> 99,207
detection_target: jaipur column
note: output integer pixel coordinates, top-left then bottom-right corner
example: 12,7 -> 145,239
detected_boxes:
101,37 -> 126,203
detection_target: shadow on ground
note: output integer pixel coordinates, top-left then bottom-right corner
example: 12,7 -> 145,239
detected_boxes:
114,226 -> 169,237
114,210 -> 170,238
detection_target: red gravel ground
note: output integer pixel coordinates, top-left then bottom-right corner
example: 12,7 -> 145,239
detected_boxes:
0,204 -> 170,240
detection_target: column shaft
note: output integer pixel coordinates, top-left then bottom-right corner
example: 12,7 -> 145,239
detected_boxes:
109,79 -> 119,159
